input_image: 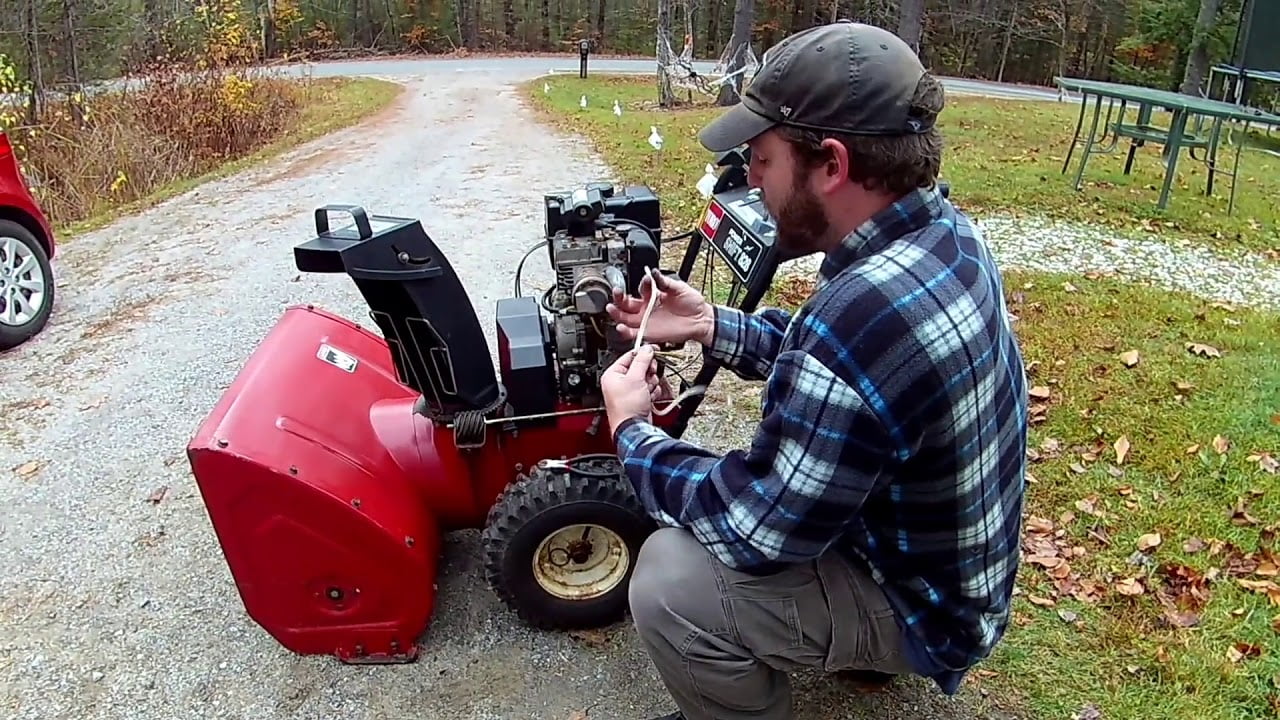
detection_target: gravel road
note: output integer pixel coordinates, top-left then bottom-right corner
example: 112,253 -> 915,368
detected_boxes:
0,69 -> 1026,720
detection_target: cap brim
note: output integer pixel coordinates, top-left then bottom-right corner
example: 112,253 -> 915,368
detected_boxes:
697,101 -> 778,152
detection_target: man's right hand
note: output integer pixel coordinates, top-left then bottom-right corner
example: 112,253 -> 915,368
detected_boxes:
607,269 -> 716,347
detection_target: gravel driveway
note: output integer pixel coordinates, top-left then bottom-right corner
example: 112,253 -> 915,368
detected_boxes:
0,69 -> 1018,720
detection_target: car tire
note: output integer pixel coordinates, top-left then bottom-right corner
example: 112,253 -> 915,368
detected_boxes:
0,219 -> 55,352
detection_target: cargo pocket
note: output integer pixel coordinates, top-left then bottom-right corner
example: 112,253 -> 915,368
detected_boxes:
717,562 -> 831,671
815,552 -> 909,674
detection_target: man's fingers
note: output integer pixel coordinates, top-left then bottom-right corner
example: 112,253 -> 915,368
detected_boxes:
626,345 -> 656,378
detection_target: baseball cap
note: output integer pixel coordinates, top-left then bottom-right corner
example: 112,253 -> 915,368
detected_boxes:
698,21 -> 935,152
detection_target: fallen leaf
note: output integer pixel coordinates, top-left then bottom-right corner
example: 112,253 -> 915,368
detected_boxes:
1231,497 -> 1259,526
1227,642 -> 1262,663
146,486 -> 168,504
1185,444 -> 1201,454
975,668 -> 998,678
1070,462 -> 1088,474
566,711 -> 589,720
1172,380 -> 1194,393
1026,516 -> 1055,534
1272,614 -> 1280,634
1257,561 -> 1279,577
1156,645 -> 1172,663
1183,537 -> 1207,553
1186,342 -> 1221,358
13,460 -> 42,479
1138,533 -> 1162,552
1251,453 -> 1278,474
1062,281 -> 1079,293
1114,436 -> 1131,465
1115,577 -> 1145,595
1057,609 -> 1079,623
1119,350 -> 1140,367
1213,435 -> 1230,454
1029,595 -> 1056,607
1116,484 -> 1134,495
1029,386 -> 1052,400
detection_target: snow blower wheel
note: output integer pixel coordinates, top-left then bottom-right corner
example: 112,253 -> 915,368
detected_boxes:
481,454 -> 655,630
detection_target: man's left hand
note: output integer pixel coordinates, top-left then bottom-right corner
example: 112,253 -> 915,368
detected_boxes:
601,344 -> 660,430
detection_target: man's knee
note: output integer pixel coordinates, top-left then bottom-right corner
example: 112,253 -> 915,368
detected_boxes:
628,527 -> 723,642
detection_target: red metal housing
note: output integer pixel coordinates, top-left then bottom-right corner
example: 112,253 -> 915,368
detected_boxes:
188,304 -> 676,662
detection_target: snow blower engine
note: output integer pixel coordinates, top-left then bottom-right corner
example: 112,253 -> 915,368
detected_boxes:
186,148 -> 788,664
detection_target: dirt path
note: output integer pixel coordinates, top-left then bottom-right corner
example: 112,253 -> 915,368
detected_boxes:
0,70 -> 1013,720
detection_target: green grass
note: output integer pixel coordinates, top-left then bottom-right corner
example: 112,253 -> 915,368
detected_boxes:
526,74 -> 1280,720
525,75 -> 1280,259
58,75 -> 403,240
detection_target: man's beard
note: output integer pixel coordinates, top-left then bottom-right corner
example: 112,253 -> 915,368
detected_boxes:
770,175 -> 831,259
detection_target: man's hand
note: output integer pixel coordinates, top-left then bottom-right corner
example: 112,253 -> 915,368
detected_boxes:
607,269 -> 716,347
601,344 -> 660,431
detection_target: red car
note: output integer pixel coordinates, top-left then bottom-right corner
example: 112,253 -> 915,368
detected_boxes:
0,130 -> 56,351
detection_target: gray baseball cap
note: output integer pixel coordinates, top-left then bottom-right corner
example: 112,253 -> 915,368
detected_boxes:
698,21 -> 935,152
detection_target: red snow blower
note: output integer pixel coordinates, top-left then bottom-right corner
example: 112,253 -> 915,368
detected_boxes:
186,149 -> 788,663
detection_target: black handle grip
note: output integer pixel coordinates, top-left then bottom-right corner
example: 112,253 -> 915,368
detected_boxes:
315,205 -> 373,240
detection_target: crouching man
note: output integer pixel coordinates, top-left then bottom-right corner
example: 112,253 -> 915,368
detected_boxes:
598,20 -> 1029,720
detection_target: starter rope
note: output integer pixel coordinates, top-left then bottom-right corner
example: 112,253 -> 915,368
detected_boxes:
634,266 -> 706,417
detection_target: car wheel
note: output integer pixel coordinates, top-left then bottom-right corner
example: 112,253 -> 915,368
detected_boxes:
0,219 -> 55,351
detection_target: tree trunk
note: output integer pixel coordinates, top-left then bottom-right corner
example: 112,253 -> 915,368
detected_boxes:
706,0 -> 722,57
1179,0 -> 1223,96
505,0 -> 518,45
896,0 -> 924,54
595,0 -> 606,47
996,0 -> 1018,83
657,0 -> 676,107
716,0 -> 754,106
541,0 -> 551,49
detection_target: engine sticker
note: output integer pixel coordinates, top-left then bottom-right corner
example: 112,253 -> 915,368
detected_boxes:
317,343 -> 358,373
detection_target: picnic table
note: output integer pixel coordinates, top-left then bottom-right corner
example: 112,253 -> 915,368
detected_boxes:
1054,76 -> 1280,212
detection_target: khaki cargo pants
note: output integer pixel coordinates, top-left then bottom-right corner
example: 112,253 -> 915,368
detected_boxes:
628,527 -> 914,720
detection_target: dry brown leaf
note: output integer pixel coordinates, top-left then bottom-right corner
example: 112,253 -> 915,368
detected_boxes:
1257,561 -> 1279,577
1029,595 -> 1056,607
1185,444 -> 1201,455
1173,380 -> 1195,393
1183,537 -> 1207,553
1251,453 -> 1279,474
1073,703 -> 1102,720
1026,516 -> 1055,534
1231,497 -> 1260,526
566,712 -> 589,720
1029,386 -> 1052,400
1117,484 -> 1134,495
1227,642 -> 1262,663
1213,435 -> 1231,454
1271,614 -> 1280,634
1070,462 -> 1088,474
13,460 -> 42,479
1115,577 -> 1145,595
1186,342 -> 1221,358
1114,436 -> 1131,465
1057,608 -> 1080,623
146,486 -> 169,504
1138,532 -> 1162,552
1119,350 -> 1140,367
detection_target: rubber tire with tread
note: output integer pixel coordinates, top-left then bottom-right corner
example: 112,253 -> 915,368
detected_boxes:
481,463 -> 655,630
0,219 -> 54,352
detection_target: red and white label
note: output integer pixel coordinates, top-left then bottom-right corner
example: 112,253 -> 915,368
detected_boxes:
699,201 -> 724,240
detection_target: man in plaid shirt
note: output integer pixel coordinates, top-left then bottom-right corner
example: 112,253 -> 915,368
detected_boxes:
599,21 -> 1028,720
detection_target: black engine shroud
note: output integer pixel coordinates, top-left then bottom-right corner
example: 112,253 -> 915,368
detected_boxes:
293,183 -> 665,428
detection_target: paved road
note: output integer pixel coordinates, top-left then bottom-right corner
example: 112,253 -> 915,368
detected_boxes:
271,54 -> 1067,103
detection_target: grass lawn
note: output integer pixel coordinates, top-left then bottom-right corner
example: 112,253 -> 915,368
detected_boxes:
57,75 -> 403,240
525,75 -> 1280,259
525,74 -> 1280,720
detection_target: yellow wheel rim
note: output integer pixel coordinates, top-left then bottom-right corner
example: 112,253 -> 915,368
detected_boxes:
531,523 -> 630,600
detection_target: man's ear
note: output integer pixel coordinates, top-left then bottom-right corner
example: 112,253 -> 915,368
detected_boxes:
816,137 -> 849,195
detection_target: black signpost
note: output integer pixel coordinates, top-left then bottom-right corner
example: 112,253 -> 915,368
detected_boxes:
579,39 -> 590,78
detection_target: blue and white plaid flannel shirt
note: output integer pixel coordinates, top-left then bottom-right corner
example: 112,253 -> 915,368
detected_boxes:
612,184 -> 1029,694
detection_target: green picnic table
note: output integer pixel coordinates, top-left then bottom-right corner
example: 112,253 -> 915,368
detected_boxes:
1054,76 -> 1280,212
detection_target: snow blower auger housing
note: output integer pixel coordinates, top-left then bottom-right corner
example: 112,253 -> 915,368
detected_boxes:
186,150 -> 787,664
